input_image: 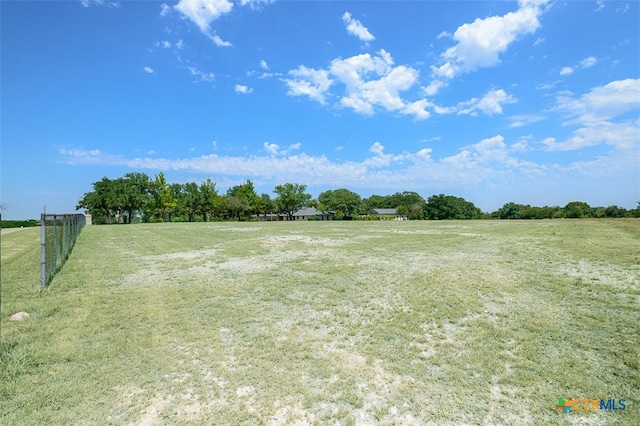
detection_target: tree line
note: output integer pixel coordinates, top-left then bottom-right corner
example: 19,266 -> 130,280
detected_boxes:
76,172 -> 640,223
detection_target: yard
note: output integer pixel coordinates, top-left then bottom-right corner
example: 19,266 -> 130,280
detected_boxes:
1,220 -> 638,424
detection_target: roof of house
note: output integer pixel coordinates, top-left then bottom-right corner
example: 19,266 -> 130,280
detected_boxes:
370,208 -> 398,215
293,207 -> 334,216
293,207 -> 320,216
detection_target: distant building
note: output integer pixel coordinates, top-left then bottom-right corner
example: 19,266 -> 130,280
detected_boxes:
293,207 -> 334,221
255,207 -> 334,221
369,208 -> 407,220
256,213 -> 286,221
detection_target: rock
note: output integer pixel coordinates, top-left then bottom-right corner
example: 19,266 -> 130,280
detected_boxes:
9,311 -> 29,321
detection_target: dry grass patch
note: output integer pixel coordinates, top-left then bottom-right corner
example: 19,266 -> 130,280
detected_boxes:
1,220 -> 638,424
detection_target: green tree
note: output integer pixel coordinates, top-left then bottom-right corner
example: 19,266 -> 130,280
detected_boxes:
516,205 -> 560,219
212,194 -> 228,220
362,194 -> 390,212
274,183 -> 312,220
408,202 -> 425,220
151,172 -> 177,221
226,196 -> 246,220
388,191 -> 425,209
258,193 -> 276,218
493,202 -> 525,219
425,194 -> 482,220
362,192 -> 426,219
77,176 -> 123,223
562,201 -> 593,218
198,178 -> 218,221
227,180 -> 259,220
318,188 -> 361,219
122,172 -> 153,223
77,173 -> 153,224
178,182 -> 201,222
600,205 -> 628,218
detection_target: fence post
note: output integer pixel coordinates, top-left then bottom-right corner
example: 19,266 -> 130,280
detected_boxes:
41,213 -> 46,288
1,212 -> 2,341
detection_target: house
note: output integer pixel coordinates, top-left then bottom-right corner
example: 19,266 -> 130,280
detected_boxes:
292,207 -> 334,221
256,213 -> 287,221
254,207 -> 334,221
369,208 -> 407,220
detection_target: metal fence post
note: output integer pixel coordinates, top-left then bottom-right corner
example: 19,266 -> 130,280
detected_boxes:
1,212 -> 3,341
41,213 -> 46,288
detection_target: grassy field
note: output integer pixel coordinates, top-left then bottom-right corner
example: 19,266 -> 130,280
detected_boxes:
1,220 -> 638,425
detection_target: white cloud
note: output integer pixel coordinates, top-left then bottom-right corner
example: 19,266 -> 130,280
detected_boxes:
174,0 -> 233,32
338,63 -> 418,115
332,52 -> 422,117
428,89 -> 516,117
560,66 -> 574,76
284,66 -> 333,105
594,0 -> 605,12
188,66 -> 215,82
543,79 -> 640,152
263,141 -> 302,156
210,34 -> 232,47
174,0 -> 233,44
511,136 -> 531,151
430,0 -> 548,86
342,12 -> 375,42
439,1 -> 546,75
286,49 -> 520,121
62,124 -> 630,195
561,57 -> 597,77
81,0 -> 119,7
555,78 -> 640,125
508,113 -> 545,128
541,119 -> 640,152
286,49 -> 429,120
239,0 -> 274,11
456,89 -> 517,116
423,80 -> 447,96
260,60 -> 269,70
160,3 -> 171,16
616,3 -> 630,13
59,148 -> 123,165
264,142 -> 280,155
580,56 -> 598,68
419,137 -> 441,144
402,100 -> 431,121
144,66 -> 155,74
536,80 -> 562,90
329,50 -> 393,92
235,84 -> 253,94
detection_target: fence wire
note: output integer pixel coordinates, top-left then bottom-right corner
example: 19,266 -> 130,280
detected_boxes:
41,213 -> 86,288
1,213 -> 2,341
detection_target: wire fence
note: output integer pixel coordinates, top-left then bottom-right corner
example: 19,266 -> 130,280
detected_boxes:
41,213 -> 86,288
1,212 -> 3,341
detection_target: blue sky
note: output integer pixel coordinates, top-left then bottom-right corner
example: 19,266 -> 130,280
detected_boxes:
1,0 -> 638,219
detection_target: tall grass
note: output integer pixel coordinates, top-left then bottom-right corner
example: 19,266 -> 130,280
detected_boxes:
1,220 -> 638,424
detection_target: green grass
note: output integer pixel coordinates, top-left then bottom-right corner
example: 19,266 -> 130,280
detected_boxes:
1,220 -> 639,424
